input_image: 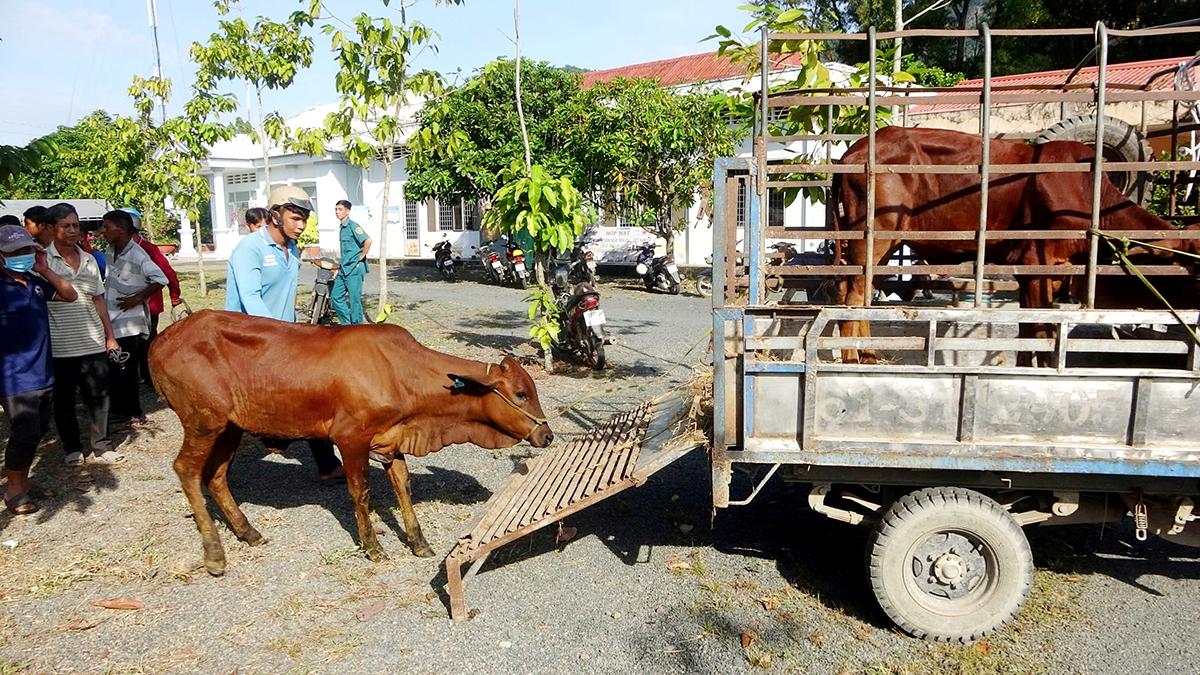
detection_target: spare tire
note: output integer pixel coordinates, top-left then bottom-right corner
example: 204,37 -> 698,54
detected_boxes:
1036,114 -> 1153,205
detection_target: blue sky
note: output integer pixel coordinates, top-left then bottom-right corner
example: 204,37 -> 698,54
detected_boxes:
0,0 -> 752,145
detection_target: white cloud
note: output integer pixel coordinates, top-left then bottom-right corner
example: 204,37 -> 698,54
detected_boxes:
5,0 -> 150,49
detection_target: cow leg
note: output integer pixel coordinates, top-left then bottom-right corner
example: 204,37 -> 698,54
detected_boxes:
174,430 -> 228,576
203,425 -> 265,547
1017,277 -> 1056,367
385,456 -> 434,558
342,450 -> 386,561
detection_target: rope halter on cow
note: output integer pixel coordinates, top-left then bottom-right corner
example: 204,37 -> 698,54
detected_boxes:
450,375 -> 550,441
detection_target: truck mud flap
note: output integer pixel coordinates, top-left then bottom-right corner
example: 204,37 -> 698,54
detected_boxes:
443,389 -> 705,620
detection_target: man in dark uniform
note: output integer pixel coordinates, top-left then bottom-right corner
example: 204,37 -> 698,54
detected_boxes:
331,199 -> 372,325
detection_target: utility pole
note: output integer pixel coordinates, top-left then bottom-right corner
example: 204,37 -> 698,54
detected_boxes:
147,0 -> 167,125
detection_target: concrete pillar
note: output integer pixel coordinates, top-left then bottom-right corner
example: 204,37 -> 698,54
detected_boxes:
209,169 -> 231,256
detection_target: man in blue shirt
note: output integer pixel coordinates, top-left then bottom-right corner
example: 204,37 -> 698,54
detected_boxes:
0,224 -> 79,515
224,187 -> 345,484
331,199 -> 371,325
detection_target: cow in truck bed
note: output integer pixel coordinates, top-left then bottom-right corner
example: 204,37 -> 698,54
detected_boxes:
148,310 -> 553,576
832,126 -> 1200,364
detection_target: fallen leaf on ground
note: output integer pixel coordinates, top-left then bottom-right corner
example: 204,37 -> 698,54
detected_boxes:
973,642 -> 992,655
758,596 -> 779,611
55,618 -> 101,631
355,600 -> 385,622
668,561 -> 693,572
741,632 -> 756,649
400,649 -> 412,656
93,598 -> 143,610
1066,576 -> 1082,582
373,525 -> 385,535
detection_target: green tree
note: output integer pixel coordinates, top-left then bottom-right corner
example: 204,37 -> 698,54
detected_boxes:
562,78 -> 739,255
405,57 -> 582,207
190,0 -> 314,189
301,0 -> 462,311
0,138 -> 57,190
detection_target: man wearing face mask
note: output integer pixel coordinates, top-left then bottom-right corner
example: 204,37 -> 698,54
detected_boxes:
0,225 -> 79,515
225,187 -> 345,484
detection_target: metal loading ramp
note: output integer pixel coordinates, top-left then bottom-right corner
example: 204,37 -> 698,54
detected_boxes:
445,390 -> 705,620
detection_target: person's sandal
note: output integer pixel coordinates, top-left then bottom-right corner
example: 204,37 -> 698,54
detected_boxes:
5,493 -> 38,515
64,452 -> 85,466
92,450 -> 126,465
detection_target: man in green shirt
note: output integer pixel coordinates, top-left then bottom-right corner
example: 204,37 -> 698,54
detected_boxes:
331,199 -> 372,325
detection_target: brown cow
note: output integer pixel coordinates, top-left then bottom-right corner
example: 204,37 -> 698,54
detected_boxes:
148,310 -> 553,576
832,126 -> 1198,363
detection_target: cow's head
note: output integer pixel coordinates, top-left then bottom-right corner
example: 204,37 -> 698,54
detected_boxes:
448,355 -> 554,448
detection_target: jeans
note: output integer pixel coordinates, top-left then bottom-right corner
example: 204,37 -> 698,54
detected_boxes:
1,387 -> 52,472
308,439 -> 343,476
53,352 -> 114,455
109,335 -> 147,418
138,313 -> 160,385
331,270 -> 365,325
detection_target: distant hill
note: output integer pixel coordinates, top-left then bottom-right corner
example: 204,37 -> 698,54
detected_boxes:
558,64 -> 590,74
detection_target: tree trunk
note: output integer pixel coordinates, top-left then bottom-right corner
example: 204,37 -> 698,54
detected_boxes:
379,157 -> 392,311
257,88 -> 270,190
664,231 -> 675,257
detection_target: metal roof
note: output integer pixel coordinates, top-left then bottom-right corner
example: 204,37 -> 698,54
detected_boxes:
580,50 -> 808,89
909,56 -> 1200,114
0,199 -> 112,221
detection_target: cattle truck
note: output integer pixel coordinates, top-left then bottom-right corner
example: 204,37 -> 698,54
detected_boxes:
444,23 -> 1200,642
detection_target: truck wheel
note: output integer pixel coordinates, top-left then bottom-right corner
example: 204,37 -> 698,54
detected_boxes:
867,487 -> 1032,643
1036,114 -> 1153,205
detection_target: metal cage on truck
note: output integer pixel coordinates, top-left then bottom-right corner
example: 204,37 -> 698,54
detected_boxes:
711,22 -> 1200,641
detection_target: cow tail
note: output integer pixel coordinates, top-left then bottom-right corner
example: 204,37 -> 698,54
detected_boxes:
829,172 -> 844,264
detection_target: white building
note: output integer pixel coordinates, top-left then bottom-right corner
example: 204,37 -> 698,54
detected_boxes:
192,51 -> 854,265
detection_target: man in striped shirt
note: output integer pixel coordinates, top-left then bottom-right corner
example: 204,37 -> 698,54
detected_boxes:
101,210 -> 167,426
41,204 -> 124,464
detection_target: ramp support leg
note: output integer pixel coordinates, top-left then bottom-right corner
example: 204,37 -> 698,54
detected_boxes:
447,556 -> 467,621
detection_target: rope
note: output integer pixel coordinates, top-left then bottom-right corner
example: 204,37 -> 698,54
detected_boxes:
550,327 -> 714,419
1088,228 -> 1200,347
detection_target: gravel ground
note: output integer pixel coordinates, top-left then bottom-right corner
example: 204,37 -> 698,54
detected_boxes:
0,264 -> 1197,674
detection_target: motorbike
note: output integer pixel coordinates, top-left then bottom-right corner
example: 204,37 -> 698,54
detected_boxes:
303,257 -> 340,324
765,241 -> 835,303
429,238 -> 457,282
554,237 -> 597,287
550,265 -> 606,370
504,239 -> 532,289
473,240 -> 506,285
631,242 -> 681,294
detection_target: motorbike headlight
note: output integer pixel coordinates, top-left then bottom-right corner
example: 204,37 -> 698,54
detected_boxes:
635,263 -> 648,276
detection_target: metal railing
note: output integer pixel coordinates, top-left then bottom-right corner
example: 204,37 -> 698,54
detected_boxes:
721,23 -> 1200,310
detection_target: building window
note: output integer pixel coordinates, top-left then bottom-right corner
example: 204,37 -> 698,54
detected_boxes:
438,201 -> 458,231
465,202 -> 481,231
374,146 -> 407,163
736,180 -> 746,228
404,196 -> 419,240
227,189 -> 256,233
768,188 -> 785,229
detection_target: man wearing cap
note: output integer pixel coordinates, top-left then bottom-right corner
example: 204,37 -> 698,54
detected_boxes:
225,187 -> 346,484
0,224 -> 78,515
331,199 -> 371,325
101,210 -> 168,426
122,208 -> 183,386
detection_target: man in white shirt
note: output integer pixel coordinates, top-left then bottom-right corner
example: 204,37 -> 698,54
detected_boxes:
101,210 -> 167,426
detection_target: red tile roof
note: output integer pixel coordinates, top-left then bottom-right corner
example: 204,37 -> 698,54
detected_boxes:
580,50 -> 808,89
909,56 -> 1198,114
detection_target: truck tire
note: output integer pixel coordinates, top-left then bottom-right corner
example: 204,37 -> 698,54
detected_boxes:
1035,114 -> 1153,205
866,487 -> 1032,643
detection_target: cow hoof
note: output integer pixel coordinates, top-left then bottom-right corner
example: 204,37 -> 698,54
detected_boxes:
243,532 -> 268,547
413,546 -> 435,559
205,559 -> 226,576
365,547 -> 388,563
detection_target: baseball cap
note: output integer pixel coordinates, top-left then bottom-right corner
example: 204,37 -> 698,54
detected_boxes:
0,225 -> 43,253
120,207 -> 143,231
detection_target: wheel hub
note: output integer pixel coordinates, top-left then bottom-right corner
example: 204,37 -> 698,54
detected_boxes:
911,532 -> 987,600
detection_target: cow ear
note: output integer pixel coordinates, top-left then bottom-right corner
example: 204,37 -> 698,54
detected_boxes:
448,374 -> 491,391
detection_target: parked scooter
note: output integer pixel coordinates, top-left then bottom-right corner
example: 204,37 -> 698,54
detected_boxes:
765,241 -> 834,303
504,239 -> 532,289
429,237 -> 457,282
631,242 -> 681,294
473,240 -> 506,284
550,265 -> 606,370
303,257 -> 339,324
555,236 -> 597,287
